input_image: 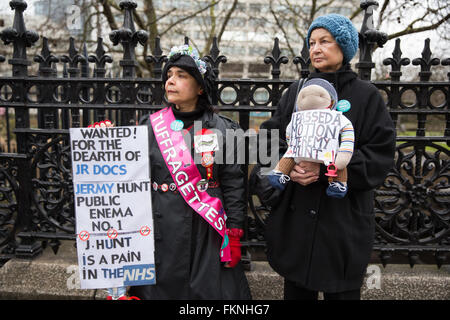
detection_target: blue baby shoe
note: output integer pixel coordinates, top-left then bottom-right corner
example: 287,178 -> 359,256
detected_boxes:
268,171 -> 291,191
326,181 -> 347,198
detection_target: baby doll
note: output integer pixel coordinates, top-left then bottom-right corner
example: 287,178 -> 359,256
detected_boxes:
267,78 -> 354,198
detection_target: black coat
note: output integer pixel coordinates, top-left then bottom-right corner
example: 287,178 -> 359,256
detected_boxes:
263,66 -> 396,293
129,108 -> 251,299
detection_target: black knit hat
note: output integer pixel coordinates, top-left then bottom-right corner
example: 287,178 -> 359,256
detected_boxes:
162,46 -> 215,105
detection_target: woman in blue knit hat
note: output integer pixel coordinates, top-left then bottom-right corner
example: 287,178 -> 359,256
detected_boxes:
261,14 -> 396,300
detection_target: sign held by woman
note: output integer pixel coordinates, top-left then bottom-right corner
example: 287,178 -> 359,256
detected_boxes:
70,125 -> 155,290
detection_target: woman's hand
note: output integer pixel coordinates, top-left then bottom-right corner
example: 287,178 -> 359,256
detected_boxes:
289,161 -> 320,186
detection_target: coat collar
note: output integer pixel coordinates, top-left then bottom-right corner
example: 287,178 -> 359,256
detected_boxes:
170,105 -> 217,129
308,64 -> 357,93
201,110 -> 217,129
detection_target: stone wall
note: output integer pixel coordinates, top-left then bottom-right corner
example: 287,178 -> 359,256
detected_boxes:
0,241 -> 448,300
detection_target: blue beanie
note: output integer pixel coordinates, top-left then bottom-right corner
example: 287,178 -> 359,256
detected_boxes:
306,14 -> 359,64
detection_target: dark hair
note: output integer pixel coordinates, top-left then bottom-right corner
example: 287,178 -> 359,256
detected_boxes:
197,93 -> 216,113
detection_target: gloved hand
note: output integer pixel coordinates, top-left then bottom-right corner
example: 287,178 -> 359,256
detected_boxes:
88,120 -> 113,128
224,228 -> 244,268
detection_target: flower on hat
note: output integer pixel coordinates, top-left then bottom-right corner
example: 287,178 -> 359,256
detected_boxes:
168,45 -> 207,75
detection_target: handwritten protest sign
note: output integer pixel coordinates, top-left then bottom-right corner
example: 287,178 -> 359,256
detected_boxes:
70,126 -> 155,289
286,110 -> 341,164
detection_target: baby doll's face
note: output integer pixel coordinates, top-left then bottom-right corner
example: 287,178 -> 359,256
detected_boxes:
297,85 -> 332,111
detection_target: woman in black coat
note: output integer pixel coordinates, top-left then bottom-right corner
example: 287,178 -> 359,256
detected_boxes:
126,46 -> 251,299
262,14 -> 396,300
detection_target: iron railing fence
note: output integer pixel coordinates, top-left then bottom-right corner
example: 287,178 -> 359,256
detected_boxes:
0,0 -> 449,268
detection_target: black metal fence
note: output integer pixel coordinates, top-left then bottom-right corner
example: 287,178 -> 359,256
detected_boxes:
0,0 -> 449,268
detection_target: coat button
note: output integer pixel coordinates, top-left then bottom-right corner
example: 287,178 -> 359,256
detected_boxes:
309,209 -> 317,218
154,211 -> 162,218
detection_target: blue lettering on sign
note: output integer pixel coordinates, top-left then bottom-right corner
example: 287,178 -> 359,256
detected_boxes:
75,182 -> 115,195
93,164 -> 127,175
123,264 -> 156,286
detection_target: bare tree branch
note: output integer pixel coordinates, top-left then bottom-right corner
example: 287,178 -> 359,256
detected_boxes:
160,1 -> 222,36
217,0 -> 238,44
101,0 -> 119,31
388,13 -> 450,39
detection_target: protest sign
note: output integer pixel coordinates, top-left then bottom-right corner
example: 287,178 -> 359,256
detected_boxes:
70,125 -> 155,289
286,110 -> 341,164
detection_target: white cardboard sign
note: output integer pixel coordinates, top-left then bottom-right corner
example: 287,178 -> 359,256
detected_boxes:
70,126 -> 155,289
286,110 -> 341,164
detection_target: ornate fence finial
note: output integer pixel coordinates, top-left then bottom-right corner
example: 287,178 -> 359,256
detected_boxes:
109,0 -> 148,78
204,37 -> 227,78
293,40 -> 311,79
34,37 -> 58,76
145,36 -> 167,79
383,38 -> 410,81
264,37 -> 288,79
0,0 -> 39,77
34,37 -> 59,128
60,37 -> 86,77
412,38 -> 440,82
109,1 -> 148,125
80,42 -> 90,78
89,37 -> 113,78
356,0 -> 387,81
203,37 -> 227,105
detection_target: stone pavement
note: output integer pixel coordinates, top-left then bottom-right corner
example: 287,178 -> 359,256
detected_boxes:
0,241 -> 448,300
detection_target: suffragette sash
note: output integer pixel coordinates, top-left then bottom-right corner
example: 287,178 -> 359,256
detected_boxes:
150,107 -> 231,262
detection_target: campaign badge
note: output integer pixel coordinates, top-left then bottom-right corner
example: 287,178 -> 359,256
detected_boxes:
196,179 -> 209,192
194,129 -> 219,154
170,120 -> 184,131
201,152 -> 214,168
336,99 -> 351,112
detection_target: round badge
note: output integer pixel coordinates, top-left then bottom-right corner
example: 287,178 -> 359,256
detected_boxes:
152,182 -> 158,191
196,179 -> 209,192
201,152 -> 214,168
161,183 -> 168,192
169,183 -> 176,192
336,99 -> 351,112
170,120 -> 184,131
